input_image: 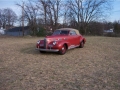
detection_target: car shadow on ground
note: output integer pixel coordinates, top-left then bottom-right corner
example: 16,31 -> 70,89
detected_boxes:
20,47 -> 60,55
20,46 -> 80,56
20,47 -> 39,54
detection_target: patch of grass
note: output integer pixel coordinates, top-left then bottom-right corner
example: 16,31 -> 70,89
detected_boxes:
0,36 -> 120,90
0,59 -> 3,62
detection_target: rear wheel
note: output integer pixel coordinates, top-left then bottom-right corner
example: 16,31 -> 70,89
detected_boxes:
59,45 -> 67,55
79,41 -> 84,48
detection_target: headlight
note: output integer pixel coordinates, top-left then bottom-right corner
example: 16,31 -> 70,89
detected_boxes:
37,40 -> 40,44
53,41 -> 57,45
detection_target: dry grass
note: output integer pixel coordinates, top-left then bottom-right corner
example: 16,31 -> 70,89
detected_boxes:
0,36 -> 120,90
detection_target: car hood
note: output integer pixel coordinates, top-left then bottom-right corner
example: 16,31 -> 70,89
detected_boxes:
46,35 -> 68,41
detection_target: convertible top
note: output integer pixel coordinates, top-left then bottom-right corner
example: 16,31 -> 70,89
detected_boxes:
57,28 -> 80,35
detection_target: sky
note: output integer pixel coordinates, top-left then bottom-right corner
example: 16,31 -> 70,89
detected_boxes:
0,0 -> 120,23
110,0 -> 120,21
0,0 -> 24,16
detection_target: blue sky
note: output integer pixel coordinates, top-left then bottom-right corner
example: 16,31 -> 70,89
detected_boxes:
110,0 -> 120,21
0,0 -> 120,22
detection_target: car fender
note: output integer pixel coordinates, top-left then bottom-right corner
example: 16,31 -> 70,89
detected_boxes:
57,41 -> 69,50
80,36 -> 86,44
83,37 -> 86,44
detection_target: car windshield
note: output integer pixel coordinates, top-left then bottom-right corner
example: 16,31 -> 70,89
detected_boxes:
52,30 -> 69,35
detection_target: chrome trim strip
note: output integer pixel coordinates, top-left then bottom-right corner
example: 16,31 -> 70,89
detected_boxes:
36,48 -> 59,52
68,45 -> 79,49
44,38 -> 47,49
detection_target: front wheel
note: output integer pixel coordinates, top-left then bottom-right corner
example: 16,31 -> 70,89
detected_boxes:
79,41 -> 84,48
59,45 -> 67,55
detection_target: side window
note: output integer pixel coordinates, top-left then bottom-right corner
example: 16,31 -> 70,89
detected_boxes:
70,31 -> 77,35
60,30 -> 69,35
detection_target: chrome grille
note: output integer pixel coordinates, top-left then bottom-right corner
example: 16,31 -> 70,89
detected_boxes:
44,38 -> 47,49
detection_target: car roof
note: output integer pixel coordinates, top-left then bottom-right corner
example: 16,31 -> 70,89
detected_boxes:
57,28 -> 80,35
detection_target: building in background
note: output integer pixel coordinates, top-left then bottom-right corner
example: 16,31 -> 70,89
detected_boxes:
5,26 -> 30,36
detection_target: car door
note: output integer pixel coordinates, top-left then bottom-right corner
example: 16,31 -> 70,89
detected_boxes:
69,31 -> 79,46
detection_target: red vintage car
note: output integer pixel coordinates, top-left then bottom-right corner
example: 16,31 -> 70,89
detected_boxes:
36,28 -> 86,55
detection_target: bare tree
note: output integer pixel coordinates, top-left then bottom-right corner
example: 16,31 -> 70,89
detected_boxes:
66,0 -> 112,34
37,0 -> 48,28
15,0 -> 113,36
17,0 -> 39,35
48,0 -> 61,30
63,5 -> 77,28
37,0 -> 62,31
0,8 -> 17,29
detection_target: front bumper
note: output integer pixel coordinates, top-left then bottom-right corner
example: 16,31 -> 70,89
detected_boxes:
36,48 -> 59,52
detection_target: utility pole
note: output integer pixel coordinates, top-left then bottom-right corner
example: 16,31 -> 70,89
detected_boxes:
22,2 -> 24,36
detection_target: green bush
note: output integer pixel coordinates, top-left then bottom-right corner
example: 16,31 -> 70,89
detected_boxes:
36,27 -> 46,37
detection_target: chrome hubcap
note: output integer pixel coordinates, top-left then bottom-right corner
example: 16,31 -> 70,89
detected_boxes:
62,47 -> 64,50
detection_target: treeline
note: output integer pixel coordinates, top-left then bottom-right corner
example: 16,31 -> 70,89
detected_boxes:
88,21 -> 120,36
1,0 -> 120,36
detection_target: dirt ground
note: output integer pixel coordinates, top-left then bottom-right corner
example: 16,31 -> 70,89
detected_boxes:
0,36 -> 120,90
